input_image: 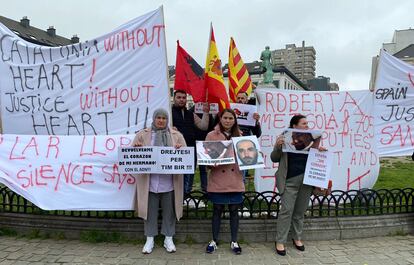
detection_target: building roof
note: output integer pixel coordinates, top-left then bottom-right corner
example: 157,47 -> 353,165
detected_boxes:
0,15 -> 75,46
393,44 -> 414,58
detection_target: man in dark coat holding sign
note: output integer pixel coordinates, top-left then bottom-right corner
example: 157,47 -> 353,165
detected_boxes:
235,92 -> 261,137
172,90 -> 209,196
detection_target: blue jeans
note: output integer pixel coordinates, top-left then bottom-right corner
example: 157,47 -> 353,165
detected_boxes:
184,174 -> 194,195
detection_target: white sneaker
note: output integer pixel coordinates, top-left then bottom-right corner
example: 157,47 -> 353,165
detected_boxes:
206,240 -> 217,253
164,236 -> 176,253
231,241 -> 242,255
142,236 -> 154,254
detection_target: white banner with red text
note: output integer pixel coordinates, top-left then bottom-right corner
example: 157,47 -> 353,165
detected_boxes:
0,7 -> 169,135
0,134 -> 136,210
255,89 -> 380,192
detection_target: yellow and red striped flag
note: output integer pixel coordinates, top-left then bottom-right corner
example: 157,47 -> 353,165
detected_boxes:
205,25 -> 230,111
228,37 -> 252,102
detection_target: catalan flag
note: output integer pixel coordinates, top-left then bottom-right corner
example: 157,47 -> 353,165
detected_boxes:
228,37 -> 252,103
205,25 -> 230,111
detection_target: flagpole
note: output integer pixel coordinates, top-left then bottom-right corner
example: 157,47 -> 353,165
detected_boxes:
371,49 -> 383,93
205,23 -> 212,104
159,5 -> 173,127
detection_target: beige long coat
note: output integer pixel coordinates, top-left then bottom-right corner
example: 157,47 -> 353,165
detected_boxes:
132,127 -> 186,220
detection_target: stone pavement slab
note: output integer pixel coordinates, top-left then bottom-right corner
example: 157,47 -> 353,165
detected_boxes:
0,235 -> 413,264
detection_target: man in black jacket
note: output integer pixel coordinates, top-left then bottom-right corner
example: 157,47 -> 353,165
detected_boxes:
172,90 -> 209,195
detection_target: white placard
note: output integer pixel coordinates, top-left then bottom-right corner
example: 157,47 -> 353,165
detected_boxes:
303,148 -> 333,189
118,147 -> 157,173
230,103 -> 257,126
232,136 -> 265,170
0,7 -> 169,135
194,102 -> 219,114
209,103 -> 219,114
118,146 -> 194,174
194,102 -> 204,114
196,140 -> 235,165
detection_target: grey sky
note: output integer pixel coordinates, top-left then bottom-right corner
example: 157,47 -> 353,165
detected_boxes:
2,0 -> 413,90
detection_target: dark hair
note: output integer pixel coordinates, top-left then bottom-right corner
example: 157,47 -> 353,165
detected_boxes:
289,114 -> 306,128
173,90 -> 187,97
218,108 -> 241,138
236,139 -> 256,150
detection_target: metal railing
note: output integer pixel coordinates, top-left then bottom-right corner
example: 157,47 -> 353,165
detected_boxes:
0,186 -> 413,219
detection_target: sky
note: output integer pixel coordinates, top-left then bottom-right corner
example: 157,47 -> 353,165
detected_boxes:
2,0 -> 413,91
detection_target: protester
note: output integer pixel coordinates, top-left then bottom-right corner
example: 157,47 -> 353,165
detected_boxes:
132,108 -> 186,254
172,90 -> 209,196
271,114 -> 327,256
192,108 -> 216,193
235,92 -> 261,137
205,108 -> 244,255
412,151 -> 414,161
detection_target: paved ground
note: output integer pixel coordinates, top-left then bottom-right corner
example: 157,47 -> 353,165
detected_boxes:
0,235 -> 413,265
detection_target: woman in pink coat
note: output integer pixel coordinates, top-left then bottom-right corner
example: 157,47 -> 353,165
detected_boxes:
132,108 -> 186,254
205,108 -> 244,255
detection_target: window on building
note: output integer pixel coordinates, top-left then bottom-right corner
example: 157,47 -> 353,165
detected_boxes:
273,80 -> 279,88
11,29 -> 20,36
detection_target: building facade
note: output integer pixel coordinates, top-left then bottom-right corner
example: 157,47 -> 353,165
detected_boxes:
370,28 -> 414,91
307,76 -> 339,91
271,41 -> 316,83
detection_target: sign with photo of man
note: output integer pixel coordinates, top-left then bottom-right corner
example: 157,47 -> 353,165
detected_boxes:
196,140 -> 235,165
230,103 -> 257,126
281,128 -> 322,154
232,136 -> 265,170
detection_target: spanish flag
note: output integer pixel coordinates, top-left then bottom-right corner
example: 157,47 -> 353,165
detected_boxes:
228,37 -> 252,103
205,25 -> 230,111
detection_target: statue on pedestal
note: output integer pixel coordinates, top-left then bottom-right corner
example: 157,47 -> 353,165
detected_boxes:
260,46 -> 274,85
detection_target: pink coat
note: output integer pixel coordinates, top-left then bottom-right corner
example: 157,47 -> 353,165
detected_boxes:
205,126 -> 245,193
132,127 -> 186,220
